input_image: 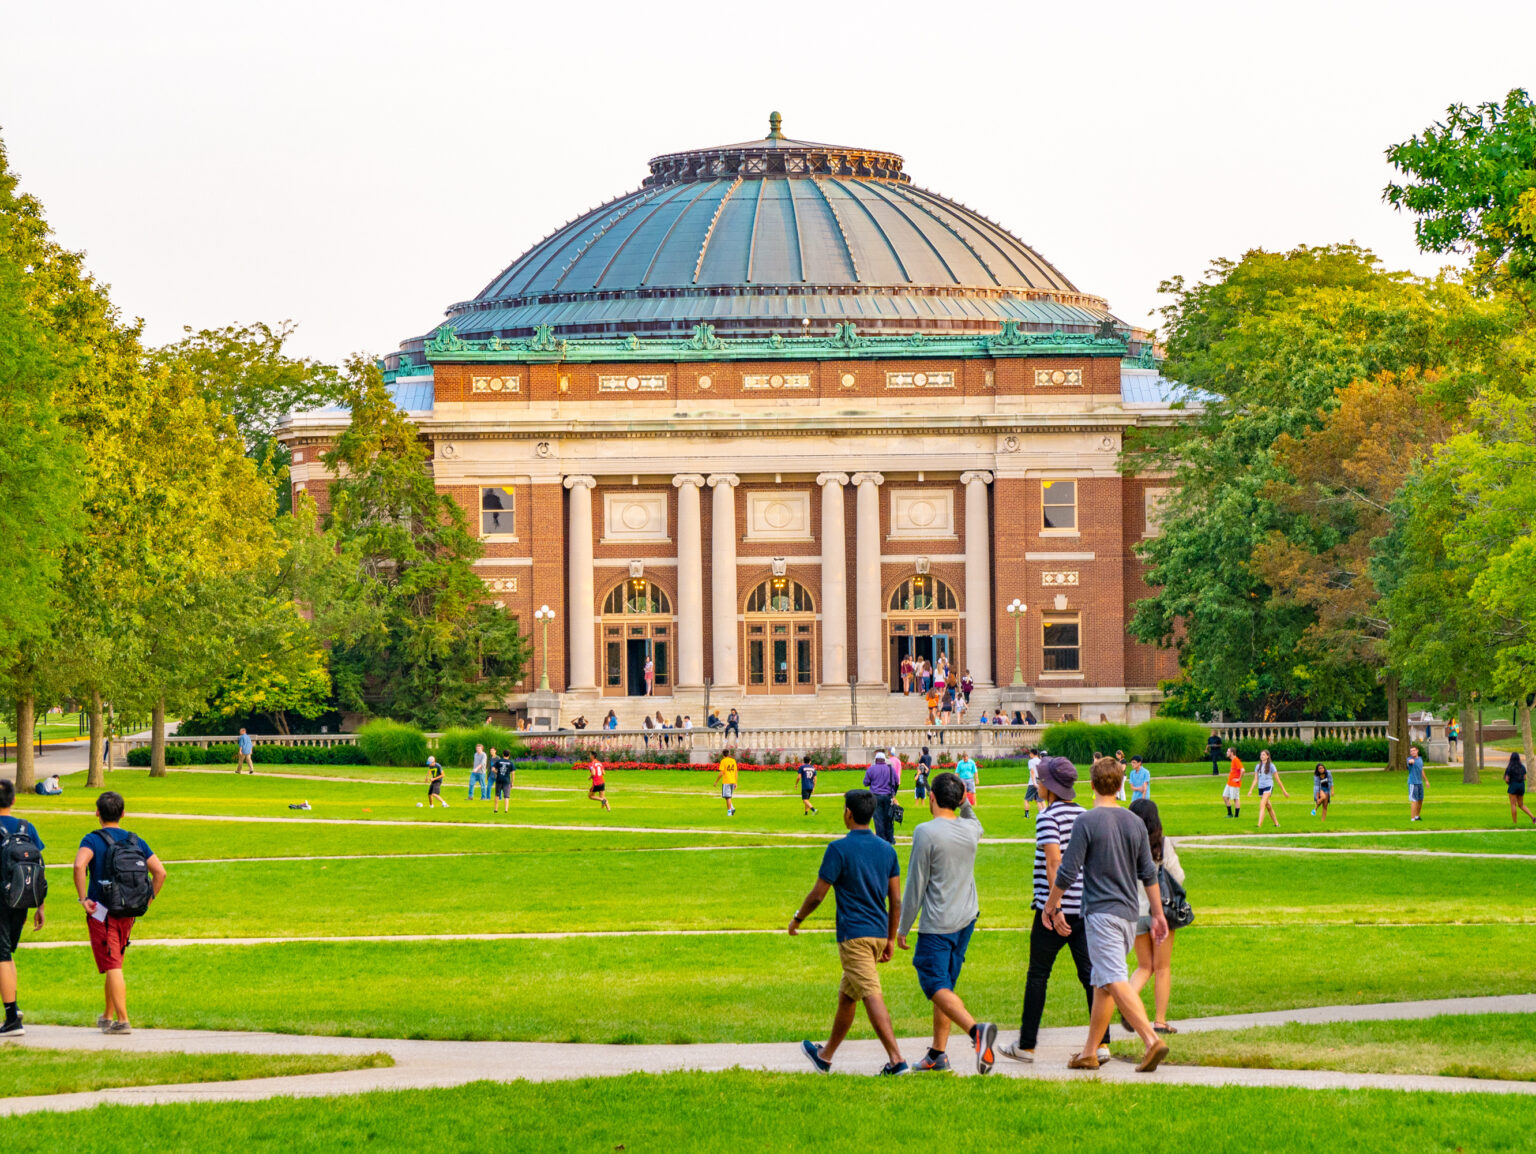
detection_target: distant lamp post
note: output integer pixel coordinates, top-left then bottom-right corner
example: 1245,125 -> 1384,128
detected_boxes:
533,605 -> 556,691
1006,599 -> 1027,686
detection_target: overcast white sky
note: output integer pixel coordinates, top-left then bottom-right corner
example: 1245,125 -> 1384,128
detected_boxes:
3,0 -> 1533,363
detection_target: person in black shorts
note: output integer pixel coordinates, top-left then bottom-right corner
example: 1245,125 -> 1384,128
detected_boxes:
0,780 -> 46,1038
492,752 -> 514,814
425,757 -> 448,809
798,755 -> 819,815
1505,753 -> 1534,826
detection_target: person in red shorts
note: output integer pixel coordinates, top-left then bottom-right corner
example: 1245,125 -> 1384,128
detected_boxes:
71,792 -> 167,1035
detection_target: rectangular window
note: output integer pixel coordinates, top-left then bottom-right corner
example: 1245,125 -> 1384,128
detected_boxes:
1144,487 -> 1171,537
1042,613 -> 1081,672
480,486 -> 516,536
605,642 -> 622,687
1041,480 -> 1077,531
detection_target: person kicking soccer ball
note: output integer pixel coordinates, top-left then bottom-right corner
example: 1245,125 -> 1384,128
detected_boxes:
587,756 -> 611,811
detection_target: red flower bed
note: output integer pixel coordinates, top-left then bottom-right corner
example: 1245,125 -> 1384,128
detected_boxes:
538,761 -> 866,772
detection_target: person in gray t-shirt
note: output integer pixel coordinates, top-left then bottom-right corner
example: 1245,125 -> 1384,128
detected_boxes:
1045,757 -> 1170,1074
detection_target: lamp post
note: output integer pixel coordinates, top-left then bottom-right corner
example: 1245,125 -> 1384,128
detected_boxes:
533,605 -> 556,692
1006,599 -> 1027,687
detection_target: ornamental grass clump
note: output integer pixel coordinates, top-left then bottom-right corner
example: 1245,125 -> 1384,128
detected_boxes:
356,719 -> 428,767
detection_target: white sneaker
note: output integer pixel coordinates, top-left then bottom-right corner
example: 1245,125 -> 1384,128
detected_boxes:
1097,1046 -> 1112,1063
998,1041 -> 1034,1063
443,801 -> 450,808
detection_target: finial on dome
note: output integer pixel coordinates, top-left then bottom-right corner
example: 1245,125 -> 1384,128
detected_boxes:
767,111 -> 783,140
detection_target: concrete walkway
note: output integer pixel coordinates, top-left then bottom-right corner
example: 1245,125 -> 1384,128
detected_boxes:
2,995 -> 1534,1116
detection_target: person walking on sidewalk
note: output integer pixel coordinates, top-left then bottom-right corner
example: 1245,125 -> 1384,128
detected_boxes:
999,756 -> 1108,1066
1043,757 -> 1170,1073
1249,749 -> 1289,829
72,792 -> 167,1035
1407,746 -> 1427,823
863,752 -> 900,845
234,728 -> 256,774
1504,753 -> 1533,826
1127,798 -> 1183,1036
0,780 -> 46,1039
897,771 -> 996,1074
792,789 -> 908,1076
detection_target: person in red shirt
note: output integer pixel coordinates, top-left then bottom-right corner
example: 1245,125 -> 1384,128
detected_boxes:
1222,749 -> 1243,819
587,757 -> 611,811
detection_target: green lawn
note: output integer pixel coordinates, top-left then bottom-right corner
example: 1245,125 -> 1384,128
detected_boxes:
1111,1013 -> 1536,1081
2,1072 -> 1530,1153
0,1047 -> 392,1099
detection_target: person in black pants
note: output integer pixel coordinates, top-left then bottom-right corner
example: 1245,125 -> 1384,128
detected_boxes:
862,752 -> 900,845
724,708 -> 740,739
999,757 -> 1109,1063
1207,732 -> 1223,776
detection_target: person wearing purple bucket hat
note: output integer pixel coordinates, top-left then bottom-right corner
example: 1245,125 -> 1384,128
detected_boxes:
998,756 -> 1111,1065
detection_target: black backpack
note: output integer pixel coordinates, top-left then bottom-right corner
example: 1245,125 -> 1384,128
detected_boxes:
0,822 -> 47,910
97,829 -> 153,918
1159,863 -> 1195,930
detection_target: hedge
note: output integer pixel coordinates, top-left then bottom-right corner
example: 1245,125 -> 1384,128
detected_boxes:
126,743 -> 369,767
356,719 -> 429,767
1231,737 -> 1389,763
436,725 -> 529,768
1135,718 -> 1211,763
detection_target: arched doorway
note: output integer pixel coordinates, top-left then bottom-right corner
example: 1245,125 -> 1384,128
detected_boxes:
600,577 -> 673,697
887,575 -> 958,692
744,577 -> 817,695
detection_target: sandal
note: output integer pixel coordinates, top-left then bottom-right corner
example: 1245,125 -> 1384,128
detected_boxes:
1153,1024 -> 1178,1035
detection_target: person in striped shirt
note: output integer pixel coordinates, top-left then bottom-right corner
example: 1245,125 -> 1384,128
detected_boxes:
999,756 -> 1110,1064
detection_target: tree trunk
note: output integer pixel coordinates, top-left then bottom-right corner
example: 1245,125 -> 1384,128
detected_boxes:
273,710 -> 291,736
149,697 -> 167,777
1460,707 -> 1478,784
87,689 -> 106,788
1520,698 -> 1535,777
1476,708 -> 1485,780
1385,674 -> 1408,773
14,694 -> 36,793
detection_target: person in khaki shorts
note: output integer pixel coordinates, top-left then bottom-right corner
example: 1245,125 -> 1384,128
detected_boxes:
789,788 -> 908,1075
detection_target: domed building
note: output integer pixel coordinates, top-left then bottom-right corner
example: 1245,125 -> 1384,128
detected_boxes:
283,115 -> 1191,727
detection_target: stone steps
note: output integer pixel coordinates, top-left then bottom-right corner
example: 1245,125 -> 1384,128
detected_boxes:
559,687 -> 1005,730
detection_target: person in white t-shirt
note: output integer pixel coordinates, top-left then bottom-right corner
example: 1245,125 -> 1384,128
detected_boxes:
1025,749 -> 1042,819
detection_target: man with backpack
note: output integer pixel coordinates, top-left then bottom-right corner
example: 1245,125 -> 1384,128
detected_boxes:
71,792 -> 167,1035
0,780 -> 48,1038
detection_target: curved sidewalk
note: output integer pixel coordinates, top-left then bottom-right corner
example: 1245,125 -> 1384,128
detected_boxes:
3,994 -> 1534,1116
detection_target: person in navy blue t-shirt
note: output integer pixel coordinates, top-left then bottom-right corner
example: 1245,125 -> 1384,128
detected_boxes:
797,756 -> 819,816
0,779 -> 46,1038
788,788 -> 908,1075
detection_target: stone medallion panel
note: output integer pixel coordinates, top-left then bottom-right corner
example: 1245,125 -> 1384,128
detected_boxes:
889,489 -> 956,539
603,492 -> 669,542
744,491 -> 812,541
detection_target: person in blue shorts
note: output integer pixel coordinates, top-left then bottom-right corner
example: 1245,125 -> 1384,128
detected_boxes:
1311,764 -> 1333,822
798,754 -> 819,816
1406,746 -> 1427,823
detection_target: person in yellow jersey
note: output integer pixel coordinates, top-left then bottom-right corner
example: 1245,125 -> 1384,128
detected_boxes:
715,748 -> 740,817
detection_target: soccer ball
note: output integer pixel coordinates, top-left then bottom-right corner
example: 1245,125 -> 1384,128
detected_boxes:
416,802 -> 423,808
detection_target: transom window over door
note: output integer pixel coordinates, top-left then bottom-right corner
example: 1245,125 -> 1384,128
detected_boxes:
744,577 -> 816,694
888,575 -> 956,612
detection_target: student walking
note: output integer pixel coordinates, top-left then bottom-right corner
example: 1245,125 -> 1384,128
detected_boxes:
1127,756 -> 1151,802
897,771 -> 996,1074
715,749 -> 739,817
798,755 -> 819,815
791,789 -> 908,1076
492,751 -> 514,814
587,756 -> 611,811
1222,749 -> 1243,818
1127,799 -> 1182,1035
1249,750 -> 1289,829
913,758 -> 929,803
1043,757 -> 1170,1073
469,744 -> 490,801
0,780 -> 47,1038
234,728 -> 256,774
1447,718 -> 1460,763
863,753 -> 900,845
1312,764 -> 1334,822
425,757 -> 448,808
1000,756 -> 1108,1065
1504,753 -> 1534,825
1207,732 -> 1223,776
955,754 -> 979,806
72,792 -> 166,1035
1407,745 -> 1427,822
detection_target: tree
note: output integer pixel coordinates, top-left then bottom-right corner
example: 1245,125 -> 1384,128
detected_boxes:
1127,245 -> 1469,719
324,358 -> 529,727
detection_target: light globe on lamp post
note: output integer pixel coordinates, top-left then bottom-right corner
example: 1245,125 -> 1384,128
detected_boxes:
1006,599 -> 1027,686
533,605 -> 556,692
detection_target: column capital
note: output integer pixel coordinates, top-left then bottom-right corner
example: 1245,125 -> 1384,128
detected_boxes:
672,473 -> 706,489
563,474 -> 597,491
960,470 -> 995,486
816,471 -> 850,488
706,473 -> 740,488
851,471 -> 885,488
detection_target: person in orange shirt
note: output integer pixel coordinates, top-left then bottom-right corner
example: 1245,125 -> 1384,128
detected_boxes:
1222,749 -> 1244,819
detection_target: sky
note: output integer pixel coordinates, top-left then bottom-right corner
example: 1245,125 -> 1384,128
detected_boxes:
3,0 -> 1533,364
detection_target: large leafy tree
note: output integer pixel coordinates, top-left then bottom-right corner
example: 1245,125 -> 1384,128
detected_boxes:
1127,245 -> 1468,719
324,359 -> 528,727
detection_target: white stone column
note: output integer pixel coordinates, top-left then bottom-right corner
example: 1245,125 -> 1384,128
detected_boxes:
961,471 -> 995,686
708,474 -> 740,688
563,475 -> 598,690
673,473 -> 706,688
852,471 -> 885,686
817,472 -> 850,686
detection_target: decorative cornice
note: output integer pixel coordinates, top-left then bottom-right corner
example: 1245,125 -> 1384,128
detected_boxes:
421,320 -> 1127,366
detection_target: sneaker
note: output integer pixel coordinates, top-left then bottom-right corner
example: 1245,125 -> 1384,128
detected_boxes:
812,807 -> 818,815
104,1021 -> 133,1036
998,1042 -> 1034,1063
878,1061 -> 909,1076
800,1040 -> 831,1073
1097,1046 -> 1112,1063
912,1051 -> 951,1072
973,1022 -> 997,1074
1310,808 -> 1317,816
97,1014 -> 112,1030
442,801 -> 449,808
0,1017 -> 24,1039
